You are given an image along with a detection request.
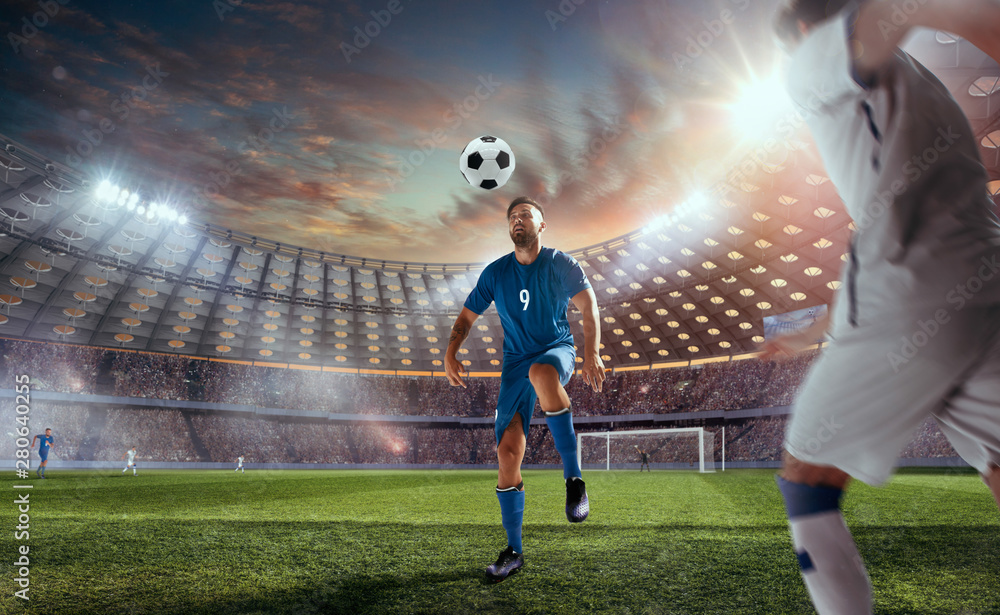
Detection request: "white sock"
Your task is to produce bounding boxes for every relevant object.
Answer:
[789,510,872,614]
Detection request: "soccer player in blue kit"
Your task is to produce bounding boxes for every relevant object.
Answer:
[446,196,606,582]
[30,427,54,479]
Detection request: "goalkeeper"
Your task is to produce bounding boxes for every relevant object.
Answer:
[635,446,650,472]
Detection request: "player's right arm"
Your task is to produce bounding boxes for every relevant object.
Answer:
[445,307,480,388]
[31,435,38,449]
[852,0,1000,81]
[759,311,831,361]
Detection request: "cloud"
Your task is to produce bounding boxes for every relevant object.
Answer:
[0,0,761,264]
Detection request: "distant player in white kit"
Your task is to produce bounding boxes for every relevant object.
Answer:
[121,446,138,475]
[235,455,245,473]
[763,1,1000,613]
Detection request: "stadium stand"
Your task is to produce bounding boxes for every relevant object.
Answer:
[0,340,962,467]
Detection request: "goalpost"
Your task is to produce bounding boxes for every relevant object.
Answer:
[577,427,721,473]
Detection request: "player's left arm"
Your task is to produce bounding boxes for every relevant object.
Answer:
[852,0,1000,81]
[571,287,605,392]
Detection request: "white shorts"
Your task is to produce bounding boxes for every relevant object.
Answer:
[786,304,1000,485]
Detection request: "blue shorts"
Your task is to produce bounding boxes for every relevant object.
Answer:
[38,448,49,462]
[494,345,576,446]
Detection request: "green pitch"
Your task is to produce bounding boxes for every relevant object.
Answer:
[2,468,997,614]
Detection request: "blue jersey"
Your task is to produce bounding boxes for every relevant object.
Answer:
[36,435,53,450]
[464,247,591,362]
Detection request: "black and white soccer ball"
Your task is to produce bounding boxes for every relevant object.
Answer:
[459,135,515,190]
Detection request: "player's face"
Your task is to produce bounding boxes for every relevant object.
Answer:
[45,429,52,435]
[508,204,545,247]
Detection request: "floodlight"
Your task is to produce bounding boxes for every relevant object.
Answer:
[731,75,793,141]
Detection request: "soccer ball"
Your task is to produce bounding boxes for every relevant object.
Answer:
[459,135,515,190]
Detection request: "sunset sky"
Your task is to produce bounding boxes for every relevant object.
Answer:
[0,0,784,263]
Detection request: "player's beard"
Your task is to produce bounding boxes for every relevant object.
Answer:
[510,226,538,248]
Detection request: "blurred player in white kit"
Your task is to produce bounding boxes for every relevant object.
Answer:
[763,1,1000,613]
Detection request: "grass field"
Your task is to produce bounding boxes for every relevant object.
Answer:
[2,468,998,614]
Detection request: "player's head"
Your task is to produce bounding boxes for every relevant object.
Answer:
[774,0,857,51]
[45,428,52,434]
[507,196,544,221]
[507,196,546,247]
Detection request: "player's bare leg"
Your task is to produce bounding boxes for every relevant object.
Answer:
[781,452,850,489]
[778,452,871,615]
[983,463,1000,509]
[497,414,526,489]
[529,363,588,522]
[528,363,570,413]
[488,414,526,582]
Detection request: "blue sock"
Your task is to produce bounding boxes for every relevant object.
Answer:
[496,484,525,553]
[776,476,842,519]
[545,409,581,479]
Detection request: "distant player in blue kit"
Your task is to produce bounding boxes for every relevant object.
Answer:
[30,427,54,479]
[446,196,606,582]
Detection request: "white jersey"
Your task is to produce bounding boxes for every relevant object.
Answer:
[787,11,1000,329]
[785,13,1000,485]
[237,456,244,466]
[126,449,137,462]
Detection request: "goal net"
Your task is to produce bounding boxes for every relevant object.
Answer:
[577,427,719,472]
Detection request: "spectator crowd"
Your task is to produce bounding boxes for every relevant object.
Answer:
[0,341,959,466]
